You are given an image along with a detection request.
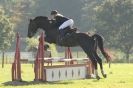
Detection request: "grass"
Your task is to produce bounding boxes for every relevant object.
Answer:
[0,63,133,88]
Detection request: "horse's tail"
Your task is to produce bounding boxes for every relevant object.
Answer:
[93,34,111,64]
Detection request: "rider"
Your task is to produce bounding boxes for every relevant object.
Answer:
[50,10,74,39]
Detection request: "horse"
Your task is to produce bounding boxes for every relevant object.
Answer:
[27,16,111,80]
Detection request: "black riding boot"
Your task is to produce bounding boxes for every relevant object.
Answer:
[59,30,65,40]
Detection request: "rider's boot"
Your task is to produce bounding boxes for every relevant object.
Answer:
[59,29,66,40]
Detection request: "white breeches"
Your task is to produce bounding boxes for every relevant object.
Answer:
[59,19,74,30]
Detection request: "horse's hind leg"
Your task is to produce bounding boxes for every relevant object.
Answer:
[94,52,107,78]
[87,51,101,80]
[79,38,101,80]
[80,46,100,79]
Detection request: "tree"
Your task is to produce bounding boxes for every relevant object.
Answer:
[0,8,15,67]
[26,37,58,57]
[0,9,15,51]
[95,0,133,62]
[81,0,104,31]
[26,37,39,51]
[0,0,37,34]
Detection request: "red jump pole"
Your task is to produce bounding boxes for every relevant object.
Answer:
[34,32,45,81]
[65,47,73,64]
[12,32,22,81]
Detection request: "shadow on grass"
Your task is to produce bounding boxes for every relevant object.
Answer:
[2,80,74,86]
[92,80,100,82]
[92,78,105,82]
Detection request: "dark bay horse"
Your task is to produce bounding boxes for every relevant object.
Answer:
[27,16,111,80]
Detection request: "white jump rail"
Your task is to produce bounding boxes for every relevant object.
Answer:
[43,58,93,82]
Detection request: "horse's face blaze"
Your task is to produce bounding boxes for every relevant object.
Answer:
[27,19,37,38]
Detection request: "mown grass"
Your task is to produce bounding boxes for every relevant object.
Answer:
[0,63,133,88]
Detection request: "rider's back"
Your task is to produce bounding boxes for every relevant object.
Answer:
[54,15,69,27]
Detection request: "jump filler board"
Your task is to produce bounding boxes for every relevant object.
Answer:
[44,64,87,82]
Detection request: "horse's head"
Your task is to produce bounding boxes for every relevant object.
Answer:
[27,16,49,38]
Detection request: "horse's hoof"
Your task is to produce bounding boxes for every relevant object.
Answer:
[90,74,96,79]
[103,74,107,78]
[96,75,100,80]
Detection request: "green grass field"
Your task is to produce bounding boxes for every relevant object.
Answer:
[0,63,133,88]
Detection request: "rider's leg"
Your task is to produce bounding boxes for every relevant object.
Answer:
[59,19,74,30]
[59,19,74,39]
[59,29,65,37]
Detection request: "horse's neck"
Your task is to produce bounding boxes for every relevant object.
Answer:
[36,19,58,41]
[49,19,59,29]
[43,27,58,38]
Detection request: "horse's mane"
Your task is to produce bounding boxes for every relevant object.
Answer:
[33,16,57,31]
[35,16,59,29]
[34,16,49,21]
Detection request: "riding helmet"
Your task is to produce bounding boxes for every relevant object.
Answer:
[51,10,58,15]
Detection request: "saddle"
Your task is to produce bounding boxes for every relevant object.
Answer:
[64,27,78,34]
[63,27,77,38]
[57,27,78,46]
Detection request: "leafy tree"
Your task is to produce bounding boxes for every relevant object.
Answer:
[0,8,15,67]
[81,0,104,31]
[0,0,37,35]
[0,8,15,51]
[26,37,39,51]
[95,0,133,62]
[26,37,58,57]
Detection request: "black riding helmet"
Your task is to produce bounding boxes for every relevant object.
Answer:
[51,10,58,15]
